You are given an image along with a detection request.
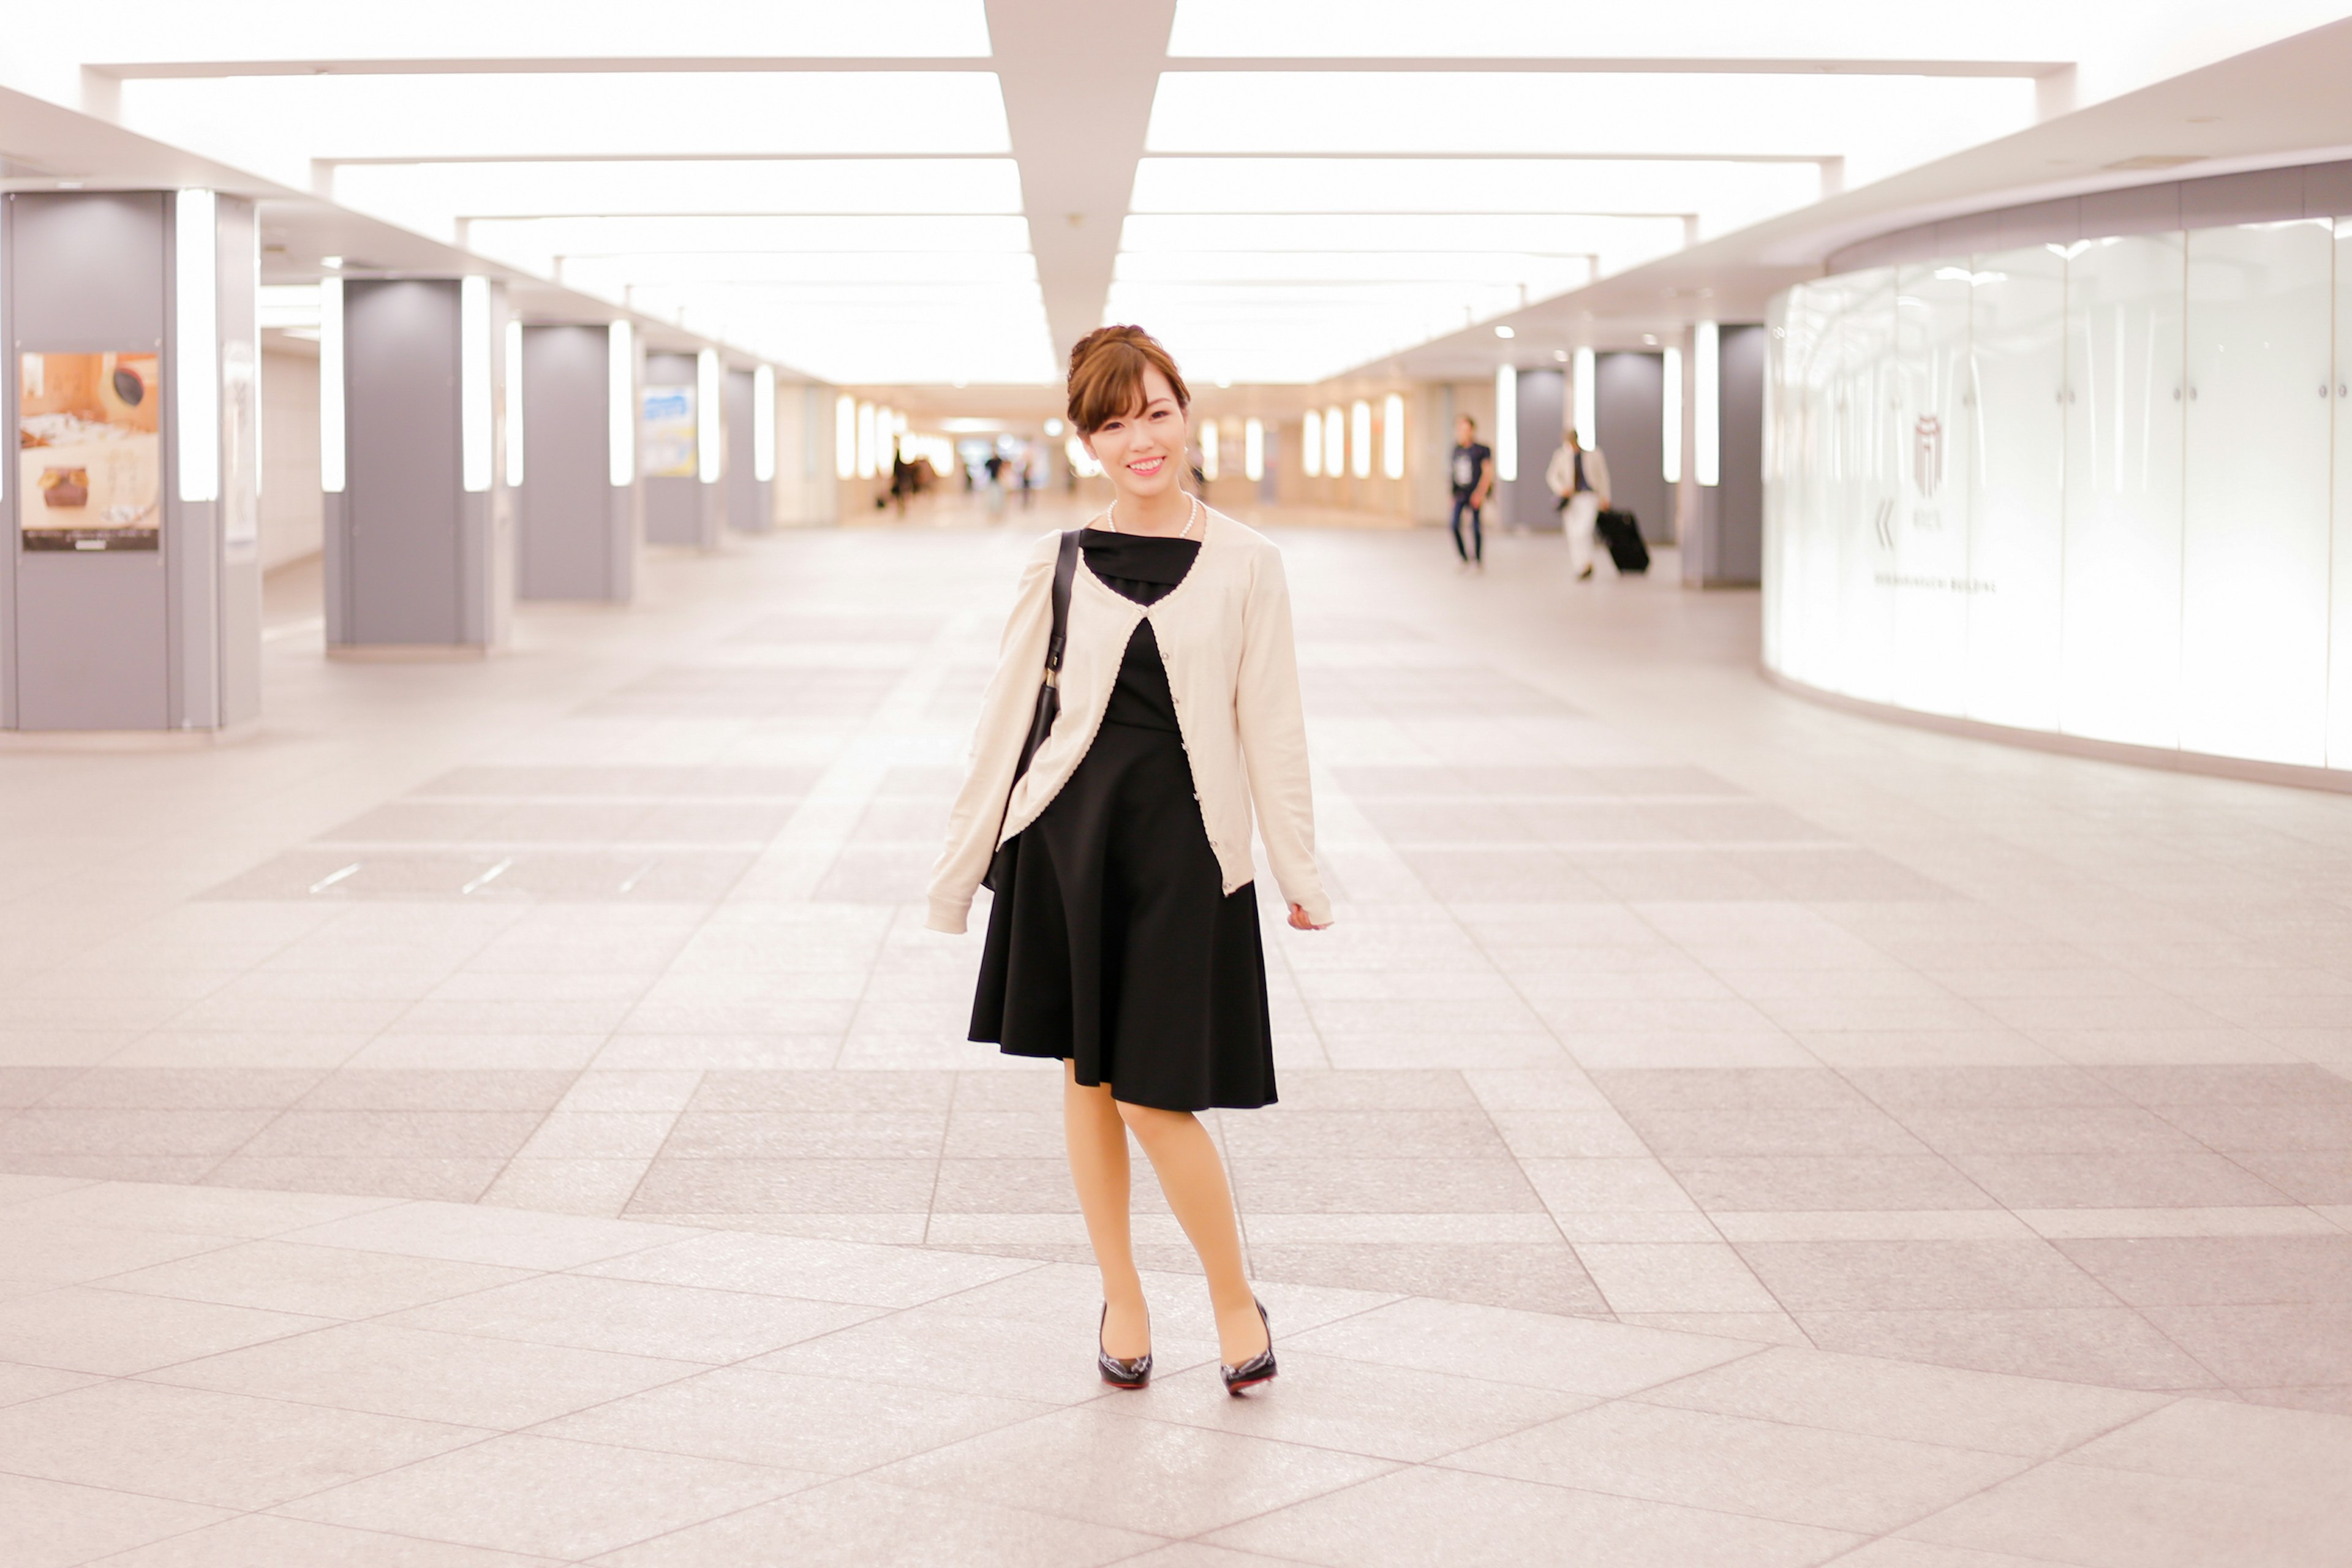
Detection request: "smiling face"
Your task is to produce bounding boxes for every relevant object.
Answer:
[1084,366,1188,504]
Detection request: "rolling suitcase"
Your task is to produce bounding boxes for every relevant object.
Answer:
[1596,509,1649,574]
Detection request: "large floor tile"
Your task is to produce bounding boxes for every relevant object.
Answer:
[870,1403,1393,1538]
[1204,1463,1860,1568]
[0,1379,486,1508]
[1439,1398,2028,1534]
[1635,1343,2166,1457]
[148,1321,704,1427]
[587,1475,1159,1567]
[279,1432,818,1559]
[0,1285,331,1375]
[1284,1295,1756,1396]
[87,1513,564,1565]
[537,1365,1052,1472]
[0,1471,232,1568]
[382,1272,884,1362]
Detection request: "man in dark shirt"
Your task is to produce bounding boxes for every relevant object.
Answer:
[1449,416,1494,569]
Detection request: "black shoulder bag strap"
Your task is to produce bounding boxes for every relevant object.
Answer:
[983,531,1079,887]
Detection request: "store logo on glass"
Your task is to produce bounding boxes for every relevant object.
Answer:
[1910,414,1944,530]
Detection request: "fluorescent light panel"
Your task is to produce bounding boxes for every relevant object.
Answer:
[174,189,219,504]
[1662,344,1683,484]
[696,350,722,484]
[74,1,991,61]
[1494,367,1517,482]
[1119,212,1686,253]
[334,159,1023,231]
[608,320,634,486]
[460,276,491,492]
[556,252,1039,287]
[320,277,345,491]
[1166,0,2165,59]
[1148,72,2032,178]
[505,317,524,487]
[122,73,1011,184]
[471,214,1034,258]
[1131,157,1822,222]
[1695,322,1720,486]
[753,366,776,483]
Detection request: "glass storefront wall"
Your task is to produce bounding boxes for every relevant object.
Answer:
[1766,216,2352,772]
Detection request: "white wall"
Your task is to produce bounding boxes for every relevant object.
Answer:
[1766,216,2352,774]
[260,345,322,570]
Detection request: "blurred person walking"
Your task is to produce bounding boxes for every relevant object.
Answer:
[1448,415,1493,569]
[1546,426,1611,580]
[929,325,1332,1397]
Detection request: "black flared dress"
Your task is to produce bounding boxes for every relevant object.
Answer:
[968,530,1276,1112]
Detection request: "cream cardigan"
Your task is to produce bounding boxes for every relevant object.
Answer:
[925,509,1331,935]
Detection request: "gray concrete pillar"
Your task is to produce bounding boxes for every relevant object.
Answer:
[1684,324,1765,587]
[724,366,771,535]
[1595,351,1669,544]
[517,323,640,603]
[322,276,516,652]
[1,189,260,731]
[642,350,721,549]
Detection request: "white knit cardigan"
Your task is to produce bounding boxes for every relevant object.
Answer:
[925,509,1332,935]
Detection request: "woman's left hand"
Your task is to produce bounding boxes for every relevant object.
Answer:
[1287,903,1329,931]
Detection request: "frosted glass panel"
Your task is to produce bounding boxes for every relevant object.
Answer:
[1833,269,1898,703]
[1774,278,1846,692]
[2060,234,2185,748]
[1888,263,1973,715]
[2334,224,2352,769]
[1965,246,2066,729]
[2182,221,2332,766]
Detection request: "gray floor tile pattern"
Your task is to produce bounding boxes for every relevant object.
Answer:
[0,514,2348,1561]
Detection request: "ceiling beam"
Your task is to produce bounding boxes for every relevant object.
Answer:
[984,0,1175,368]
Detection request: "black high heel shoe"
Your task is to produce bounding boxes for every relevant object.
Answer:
[1219,1297,1276,1396]
[1098,1303,1152,1390]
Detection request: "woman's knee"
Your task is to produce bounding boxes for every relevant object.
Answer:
[1113,1098,1191,1137]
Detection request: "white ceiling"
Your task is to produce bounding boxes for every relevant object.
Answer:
[5,0,2350,388]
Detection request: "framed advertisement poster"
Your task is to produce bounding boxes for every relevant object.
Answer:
[18,351,163,551]
[642,384,696,479]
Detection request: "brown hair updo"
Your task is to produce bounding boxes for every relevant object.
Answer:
[1066,325,1189,435]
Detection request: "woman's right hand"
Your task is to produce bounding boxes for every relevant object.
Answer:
[1287,903,1329,931]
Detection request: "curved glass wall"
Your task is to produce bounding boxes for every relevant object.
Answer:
[1765,217,2352,773]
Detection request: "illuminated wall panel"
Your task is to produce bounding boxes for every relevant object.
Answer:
[1963,246,2066,732]
[1766,211,2352,778]
[2180,221,2332,767]
[2060,235,2185,749]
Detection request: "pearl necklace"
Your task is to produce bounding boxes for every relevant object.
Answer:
[1105,492,1202,540]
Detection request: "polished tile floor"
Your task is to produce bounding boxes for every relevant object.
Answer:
[2,506,2350,1564]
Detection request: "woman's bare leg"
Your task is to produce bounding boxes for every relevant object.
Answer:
[1116,1100,1270,1365]
[1063,1060,1148,1358]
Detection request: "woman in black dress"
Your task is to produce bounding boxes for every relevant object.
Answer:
[927,326,1332,1394]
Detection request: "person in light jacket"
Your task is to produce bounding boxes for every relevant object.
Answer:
[927,325,1332,1398]
[1545,427,1611,579]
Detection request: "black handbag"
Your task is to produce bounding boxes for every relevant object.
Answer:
[982,530,1079,889]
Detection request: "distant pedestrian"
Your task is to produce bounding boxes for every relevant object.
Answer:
[1448,416,1492,570]
[1545,426,1611,580]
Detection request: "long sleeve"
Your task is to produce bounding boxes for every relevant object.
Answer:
[1587,448,1612,504]
[1544,444,1575,499]
[925,536,1058,934]
[1231,547,1332,926]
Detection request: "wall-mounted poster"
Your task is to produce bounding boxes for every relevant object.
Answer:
[19,352,162,552]
[642,384,696,479]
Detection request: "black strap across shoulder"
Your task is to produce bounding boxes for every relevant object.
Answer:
[985,532,1080,884]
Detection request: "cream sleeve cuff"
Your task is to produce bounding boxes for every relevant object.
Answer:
[925,897,971,936]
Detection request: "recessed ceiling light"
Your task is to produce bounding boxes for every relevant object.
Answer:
[56,179,85,190]
[1494,325,1515,339]
[322,255,344,269]
[1642,333,1658,345]
[1553,349,1568,361]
